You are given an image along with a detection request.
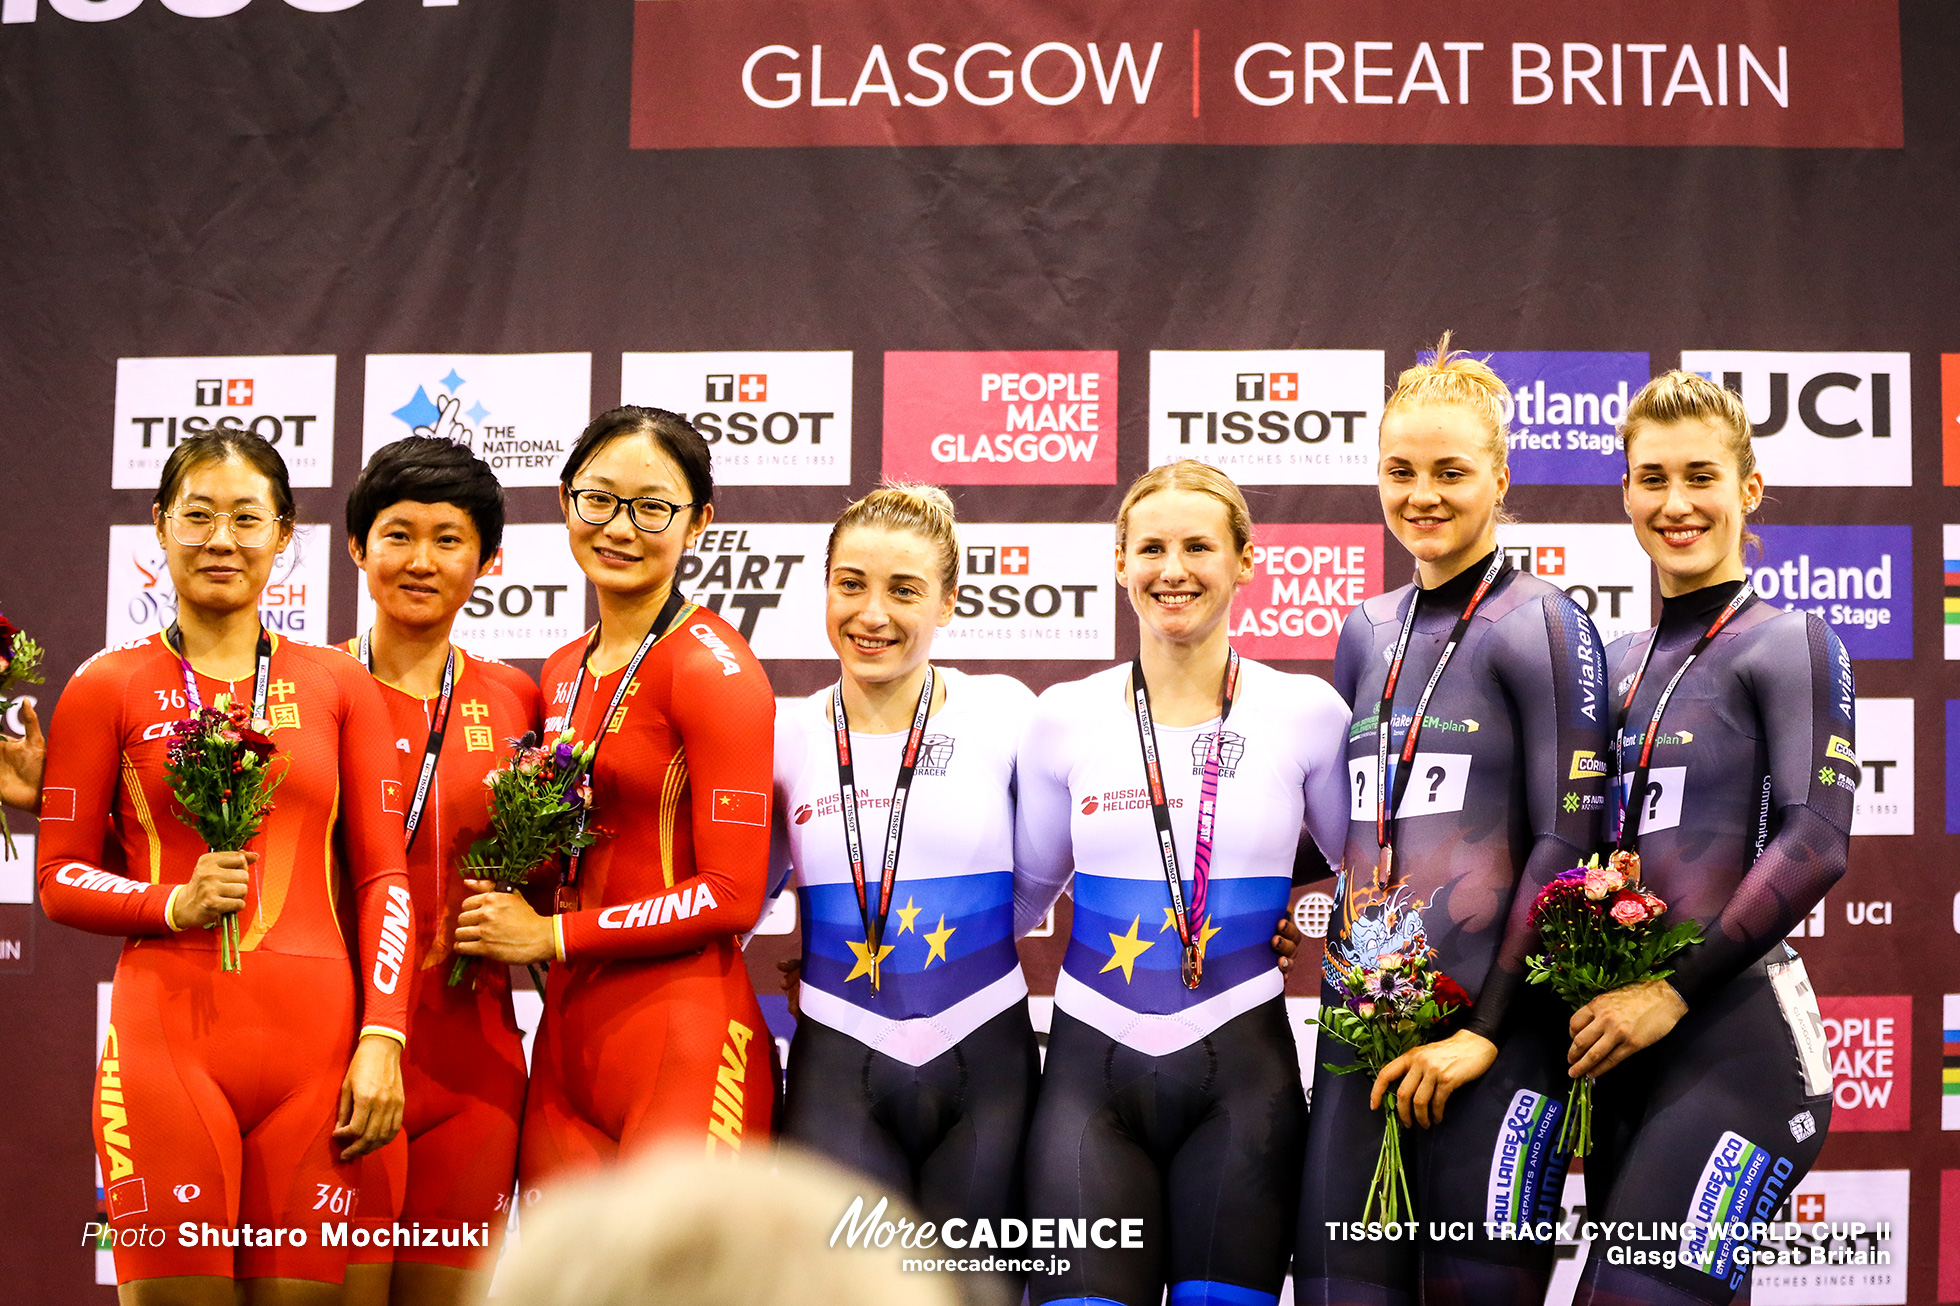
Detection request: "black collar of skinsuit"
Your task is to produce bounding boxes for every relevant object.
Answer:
[1659,577,1748,634]
[1415,549,1501,610]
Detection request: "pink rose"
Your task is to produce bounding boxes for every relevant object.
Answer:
[1583,866,1626,900]
[1608,889,1653,927]
[1378,952,1406,972]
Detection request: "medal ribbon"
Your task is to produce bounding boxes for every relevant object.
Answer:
[167,621,272,722]
[831,663,935,989]
[556,587,694,907]
[359,632,457,857]
[1612,582,1754,853]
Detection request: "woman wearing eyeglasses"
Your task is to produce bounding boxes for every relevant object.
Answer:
[37,430,411,1299]
[451,406,777,1182]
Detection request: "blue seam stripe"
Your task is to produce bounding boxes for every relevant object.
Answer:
[1168,1282,1280,1306]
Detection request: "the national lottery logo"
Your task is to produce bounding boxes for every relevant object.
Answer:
[1228,524,1383,660]
[1148,349,1384,486]
[936,524,1115,661]
[104,524,330,645]
[1680,350,1912,487]
[1750,525,1910,659]
[882,350,1117,485]
[361,354,591,489]
[622,351,852,486]
[1473,351,1649,486]
[112,355,337,489]
[1495,522,1654,647]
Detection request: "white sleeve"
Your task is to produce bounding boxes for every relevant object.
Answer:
[765,711,803,902]
[1012,687,1076,937]
[1297,680,1353,871]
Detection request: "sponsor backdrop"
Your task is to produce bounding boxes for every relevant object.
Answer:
[0,1,1953,1301]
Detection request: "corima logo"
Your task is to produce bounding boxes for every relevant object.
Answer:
[1849,698,1911,837]
[1818,996,1910,1131]
[113,355,336,489]
[106,523,328,644]
[1495,522,1654,647]
[882,350,1117,485]
[623,351,852,486]
[358,523,587,662]
[1228,524,1381,660]
[1148,349,1383,485]
[936,524,1115,661]
[361,354,592,489]
[1679,351,1912,487]
[1751,525,1910,659]
[1473,351,1649,486]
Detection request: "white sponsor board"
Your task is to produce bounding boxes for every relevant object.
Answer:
[1495,522,1655,647]
[0,832,32,905]
[113,355,337,489]
[1149,350,1383,485]
[105,524,331,647]
[1850,698,1910,836]
[936,523,1115,661]
[355,523,587,662]
[621,351,852,485]
[361,354,591,489]
[1751,1169,1908,1304]
[676,524,832,658]
[1679,351,1911,487]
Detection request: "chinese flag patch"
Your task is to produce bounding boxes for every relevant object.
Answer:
[711,789,766,826]
[381,780,405,816]
[107,1177,148,1220]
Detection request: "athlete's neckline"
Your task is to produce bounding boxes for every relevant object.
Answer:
[1659,578,1749,634]
[1415,548,1501,609]
[834,668,953,737]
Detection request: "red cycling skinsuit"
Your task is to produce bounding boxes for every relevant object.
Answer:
[37,634,411,1285]
[520,603,775,1189]
[345,646,540,1270]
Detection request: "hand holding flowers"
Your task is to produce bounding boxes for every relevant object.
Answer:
[0,609,46,855]
[161,694,286,971]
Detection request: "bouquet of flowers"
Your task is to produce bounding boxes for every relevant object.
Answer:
[162,694,284,971]
[1315,921,1471,1223]
[0,609,45,858]
[448,729,596,990]
[1525,851,1703,1155]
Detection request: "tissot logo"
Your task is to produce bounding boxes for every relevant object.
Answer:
[1495,522,1653,646]
[361,354,592,489]
[1679,351,1912,487]
[113,355,336,489]
[1149,350,1383,485]
[936,524,1114,661]
[623,351,852,486]
[882,351,1118,485]
[1850,698,1911,836]
[358,524,586,661]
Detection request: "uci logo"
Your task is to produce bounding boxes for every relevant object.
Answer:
[173,1184,200,1203]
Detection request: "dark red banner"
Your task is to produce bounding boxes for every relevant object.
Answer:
[630,0,1902,150]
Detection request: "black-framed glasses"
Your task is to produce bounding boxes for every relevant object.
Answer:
[567,488,694,534]
[165,508,285,549]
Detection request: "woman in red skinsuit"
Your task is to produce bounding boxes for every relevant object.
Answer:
[37,431,411,1305]
[338,437,541,1306]
[453,406,776,1182]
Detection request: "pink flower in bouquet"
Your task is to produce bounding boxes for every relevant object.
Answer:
[1608,889,1655,927]
[1378,952,1406,971]
[1584,865,1627,901]
[1355,1000,1376,1018]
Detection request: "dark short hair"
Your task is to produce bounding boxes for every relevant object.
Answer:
[560,406,714,516]
[346,437,506,566]
[154,430,296,522]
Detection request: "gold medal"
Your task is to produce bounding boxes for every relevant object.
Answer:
[1374,845,1394,890]
[1181,942,1203,990]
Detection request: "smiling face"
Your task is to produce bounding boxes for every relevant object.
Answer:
[1116,488,1254,647]
[560,432,710,600]
[1378,402,1509,584]
[1623,416,1764,597]
[826,524,955,692]
[153,454,292,620]
[349,501,490,635]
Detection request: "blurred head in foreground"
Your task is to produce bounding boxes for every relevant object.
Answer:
[495,1147,966,1306]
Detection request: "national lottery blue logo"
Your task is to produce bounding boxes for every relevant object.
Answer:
[1751,525,1911,660]
[1427,351,1649,485]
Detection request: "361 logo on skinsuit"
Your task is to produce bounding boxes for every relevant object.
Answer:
[361,354,592,489]
[1495,522,1653,647]
[1466,351,1649,486]
[1228,524,1382,660]
[1149,350,1383,485]
[106,524,331,646]
[1750,525,1910,660]
[883,351,1117,485]
[1818,996,1909,1131]
[112,356,336,489]
[1680,350,1912,487]
[934,524,1115,660]
[623,351,852,486]
[357,524,586,661]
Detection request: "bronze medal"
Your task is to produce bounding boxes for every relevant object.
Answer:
[1181,942,1203,990]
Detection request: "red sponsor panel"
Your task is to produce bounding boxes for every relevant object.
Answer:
[882,351,1118,485]
[1943,1170,1960,1301]
[1229,524,1383,660]
[1944,354,1960,486]
[631,0,1900,150]
[1819,994,1910,1131]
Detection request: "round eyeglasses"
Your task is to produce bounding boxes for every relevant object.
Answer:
[165,508,285,549]
[567,488,694,534]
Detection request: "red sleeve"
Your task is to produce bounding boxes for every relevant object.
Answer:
[37,652,176,936]
[330,653,415,1043]
[559,623,775,962]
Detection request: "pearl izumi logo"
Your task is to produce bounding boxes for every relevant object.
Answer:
[1495,522,1653,647]
[113,356,336,489]
[622,351,852,486]
[882,351,1117,485]
[935,524,1115,660]
[106,524,330,646]
[1680,351,1912,487]
[1475,351,1649,486]
[361,354,591,489]
[1751,525,1910,659]
[358,524,587,662]
[1149,350,1383,485]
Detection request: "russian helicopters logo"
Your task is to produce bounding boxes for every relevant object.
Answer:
[356,524,586,661]
[105,524,330,646]
[112,355,336,489]
[1149,350,1383,485]
[883,351,1117,485]
[623,351,852,486]
[362,354,591,489]
[1495,522,1653,647]
[935,524,1114,660]
[1473,351,1649,486]
[1680,350,1912,487]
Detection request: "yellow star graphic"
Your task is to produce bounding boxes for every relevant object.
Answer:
[1100,915,1155,984]
[844,937,895,985]
[923,914,956,967]
[894,896,923,936]
[1160,907,1178,934]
